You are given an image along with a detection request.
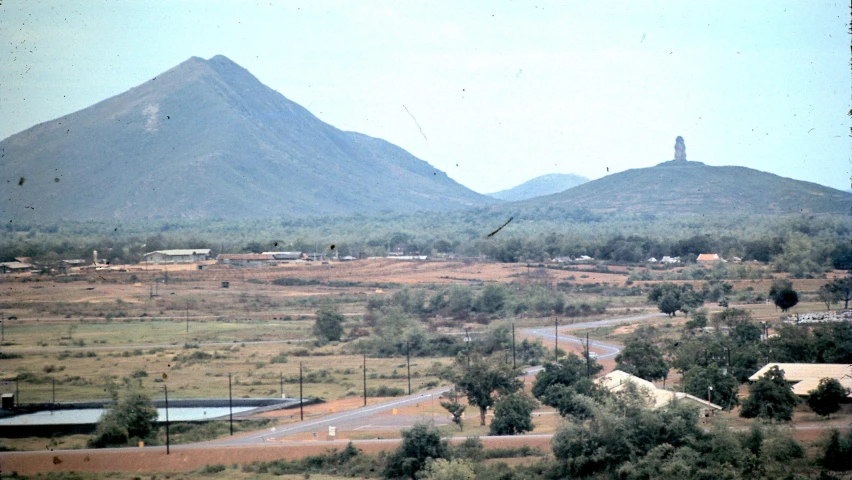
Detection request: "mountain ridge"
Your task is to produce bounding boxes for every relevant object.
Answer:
[488,173,589,201]
[514,160,850,215]
[1,55,494,222]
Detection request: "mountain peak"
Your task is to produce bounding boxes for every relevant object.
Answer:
[1,56,493,221]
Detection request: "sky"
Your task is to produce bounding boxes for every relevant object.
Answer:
[1,1,849,193]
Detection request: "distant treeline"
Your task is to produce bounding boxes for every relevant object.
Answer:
[2,211,849,275]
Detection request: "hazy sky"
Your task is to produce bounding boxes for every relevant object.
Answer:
[1,1,849,193]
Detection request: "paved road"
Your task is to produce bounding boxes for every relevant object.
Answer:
[215,312,666,445]
[524,313,666,359]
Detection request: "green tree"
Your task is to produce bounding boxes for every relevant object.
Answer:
[439,389,466,431]
[829,274,852,309]
[419,459,475,480]
[615,338,669,382]
[807,378,849,419]
[822,429,852,471]
[740,366,798,421]
[768,278,792,301]
[489,391,538,436]
[658,292,681,317]
[384,422,450,479]
[88,389,158,448]
[774,288,799,312]
[681,365,739,409]
[312,306,344,344]
[768,279,799,311]
[531,352,603,399]
[450,355,522,426]
[818,283,839,311]
[477,283,509,314]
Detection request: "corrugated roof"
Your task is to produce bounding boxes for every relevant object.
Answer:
[791,377,852,397]
[748,363,852,382]
[0,261,33,269]
[217,254,274,261]
[697,253,720,261]
[597,370,722,410]
[145,249,211,256]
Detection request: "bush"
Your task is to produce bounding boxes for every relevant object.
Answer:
[272,277,321,286]
[368,385,406,397]
[270,352,289,364]
[88,389,158,448]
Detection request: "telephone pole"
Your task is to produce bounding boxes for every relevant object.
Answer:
[299,362,304,421]
[228,373,233,436]
[406,342,412,395]
[554,317,559,359]
[164,384,170,454]
[512,323,516,368]
[362,355,367,406]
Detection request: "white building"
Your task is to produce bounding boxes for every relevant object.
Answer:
[143,249,211,264]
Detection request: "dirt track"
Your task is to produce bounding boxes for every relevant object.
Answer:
[0,435,553,476]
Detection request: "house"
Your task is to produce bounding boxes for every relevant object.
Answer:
[748,363,852,397]
[143,249,211,264]
[0,261,33,274]
[575,255,595,263]
[262,251,302,261]
[647,257,658,263]
[661,256,680,264]
[216,253,275,267]
[597,370,722,412]
[696,253,723,265]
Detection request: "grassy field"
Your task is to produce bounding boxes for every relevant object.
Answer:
[0,259,843,457]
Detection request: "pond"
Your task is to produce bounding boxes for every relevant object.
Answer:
[0,406,256,426]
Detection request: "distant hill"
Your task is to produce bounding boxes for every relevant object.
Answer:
[487,173,589,201]
[0,55,494,222]
[517,160,851,215]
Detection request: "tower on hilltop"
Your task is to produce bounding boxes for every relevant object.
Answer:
[674,136,686,161]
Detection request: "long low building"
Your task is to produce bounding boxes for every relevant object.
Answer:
[748,363,852,397]
[143,249,211,263]
[597,370,722,412]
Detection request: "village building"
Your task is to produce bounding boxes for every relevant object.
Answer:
[597,370,722,413]
[696,253,723,265]
[748,363,852,397]
[661,256,680,264]
[0,261,33,274]
[143,249,211,264]
[262,252,302,261]
[216,253,275,267]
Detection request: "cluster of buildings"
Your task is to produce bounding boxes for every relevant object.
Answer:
[749,363,852,398]
[140,249,361,267]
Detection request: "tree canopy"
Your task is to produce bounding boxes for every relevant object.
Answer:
[614,338,669,382]
[740,366,798,421]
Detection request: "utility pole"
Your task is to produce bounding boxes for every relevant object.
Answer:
[406,342,411,395]
[228,373,233,436]
[554,317,559,360]
[1,314,4,343]
[52,378,56,405]
[279,372,283,398]
[586,333,591,377]
[362,355,367,407]
[511,323,516,368]
[164,384,170,455]
[185,306,189,334]
[299,362,304,421]
[464,327,472,368]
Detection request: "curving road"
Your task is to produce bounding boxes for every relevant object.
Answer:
[524,312,666,359]
[215,312,665,445]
